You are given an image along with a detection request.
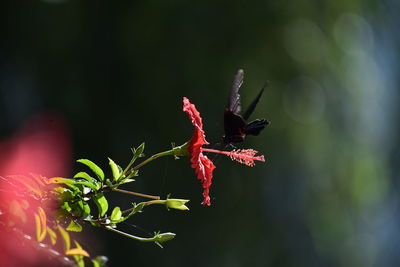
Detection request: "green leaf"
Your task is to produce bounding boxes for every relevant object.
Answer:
[92,260,100,267]
[92,256,108,267]
[70,241,86,267]
[119,178,135,185]
[77,159,105,181]
[73,171,93,182]
[34,214,41,241]
[113,202,145,223]
[49,177,77,185]
[105,179,113,187]
[110,207,122,221]
[72,253,84,267]
[57,225,71,251]
[68,200,90,219]
[58,188,76,202]
[126,170,139,179]
[66,220,83,232]
[117,165,124,174]
[66,247,89,257]
[92,193,108,217]
[108,158,121,182]
[37,207,47,241]
[74,181,98,192]
[121,143,146,177]
[61,202,72,212]
[81,201,91,216]
[134,143,145,158]
[69,201,84,217]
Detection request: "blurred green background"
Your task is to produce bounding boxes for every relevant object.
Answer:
[1,1,399,266]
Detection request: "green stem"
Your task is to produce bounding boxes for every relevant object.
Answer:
[112,188,160,200]
[121,200,162,214]
[105,226,155,242]
[90,199,165,224]
[132,150,174,171]
[129,142,189,172]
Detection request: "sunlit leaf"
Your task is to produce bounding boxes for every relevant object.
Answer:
[105,179,113,188]
[135,143,145,158]
[108,158,121,181]
[66,248,90,257]
[92,193,108,217]
[67,220,83,232]
[57,225,71,251]
[74,255,84,267]
[70,240,89,267]
[125,168,139,179]
[47,227,57,245]
[34,213,41,241]
[81,201,91,216]
[113,202,145,223]
[92,259,100,267]
[92,256,108,267]
[121,143,146,177]
[117,165,124,174]
[49,177,77,185]
[77,159,105,182]
[73,172,93,182]
[74,181,98,192]
[110,207,122,221]
[38,207,47,241]
[55,187,76,202]
[61,202,72,212]
[69,201,83,217]
[33,210,47,242]
[120,178,135,185]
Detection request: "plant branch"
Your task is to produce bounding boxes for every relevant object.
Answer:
[111,188,160,200]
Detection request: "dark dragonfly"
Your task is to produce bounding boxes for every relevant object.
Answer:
[223,69,269,144]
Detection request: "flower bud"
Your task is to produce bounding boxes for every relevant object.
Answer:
[155,232,176,243]
[166,199,190,210]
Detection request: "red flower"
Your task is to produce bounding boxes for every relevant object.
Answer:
[183,97,216,206]
[182,97,266,205]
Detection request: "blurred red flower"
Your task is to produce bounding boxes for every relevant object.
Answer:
[0,113,72,177]
[0,113,72,266]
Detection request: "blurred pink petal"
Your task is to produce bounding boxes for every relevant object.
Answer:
[0,113,72,266]
[0,113,72,177]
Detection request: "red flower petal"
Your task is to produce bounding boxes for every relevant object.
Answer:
[183,97,216,206]
[182,97,208,149]
[197,154,216,206]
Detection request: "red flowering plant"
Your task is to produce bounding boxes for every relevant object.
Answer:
[176,97,265,205]
[0,94,265,266]
[132,96,265,206]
